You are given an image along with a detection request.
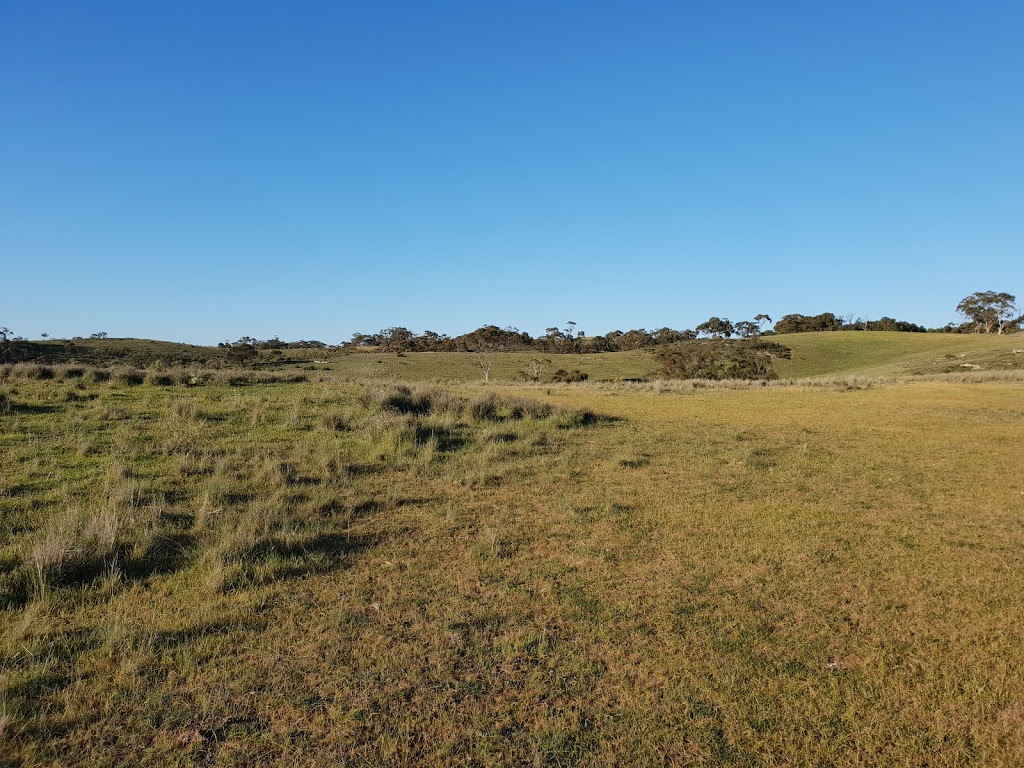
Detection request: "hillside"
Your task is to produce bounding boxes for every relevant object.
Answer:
[771,331,1024,379]
[12,332,1024,382]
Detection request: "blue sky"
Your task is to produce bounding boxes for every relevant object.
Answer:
[2,1,1022,344]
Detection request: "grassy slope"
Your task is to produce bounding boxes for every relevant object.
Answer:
[19,332,1024,381]
[316,350,656,383]
[772,331,1024,378]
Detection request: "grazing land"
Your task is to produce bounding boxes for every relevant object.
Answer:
[2,335,1024,766]
[21,330,1024,383]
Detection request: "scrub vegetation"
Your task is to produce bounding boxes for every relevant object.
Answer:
[1,333,1023,766]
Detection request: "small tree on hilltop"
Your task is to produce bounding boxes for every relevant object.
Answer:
[696,317,735,339]
[956,291,1018,335]
[734,320,760,338]
[226,337,259,366]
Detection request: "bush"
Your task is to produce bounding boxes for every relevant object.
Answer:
[113,368,145,386]
[145,371,176,386]
[655,339,791,380]
[22,364,55,380]
[550,369,588,383]
[469,392,500,421]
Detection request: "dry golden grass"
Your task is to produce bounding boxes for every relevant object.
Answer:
[1,373,1022,765]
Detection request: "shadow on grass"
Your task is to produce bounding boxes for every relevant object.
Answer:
[0,399,61,415]
[415,424,470,452]
[219,531,377,591]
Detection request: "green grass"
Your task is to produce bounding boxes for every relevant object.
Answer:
[2,368,1024,765]
[17,331,1024,384]
[302,349,656,382]
[772,331,1024,378]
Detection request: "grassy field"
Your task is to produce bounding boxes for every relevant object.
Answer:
[773,331,1024,379]
[19,331,1024,384]
[2,361,1023,766]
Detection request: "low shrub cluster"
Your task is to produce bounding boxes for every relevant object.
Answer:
[655,338,792,380]
[550,369,589,383]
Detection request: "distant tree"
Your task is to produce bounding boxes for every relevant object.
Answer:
[696,317,735,339]
[90,331,108,339]
[40,332,49,339]
[380,327,416,352]
[956,291,1018,335]
[463,326,511,383]
[734,320,760,338]
[652,327,687,345]
[1,327,31,363]
[420,330,447,350]
[523,357,551,382]
[773,313,843,334]
[226,337,259,366]
[614,329,655,350]
[474,346,495,383]
[0,327,12,362]
[856,317,927,333]
[754,313,772,329]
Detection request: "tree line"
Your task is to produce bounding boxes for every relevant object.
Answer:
[2,291,1019,365]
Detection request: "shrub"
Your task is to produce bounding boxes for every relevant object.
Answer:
[145,371,176,386]
[503,396,553,420]
[381,385,433,415]
[655,339,791,380]
[551,369,588,383]
[22,364,55,380]
[469,392,500,421]
[113,368,145,386]
[553,409,599,429]
[319,412,348,432]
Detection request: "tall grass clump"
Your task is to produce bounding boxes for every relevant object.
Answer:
[26,507,122,595]
[21,364,56,380]
[112,367,145,386]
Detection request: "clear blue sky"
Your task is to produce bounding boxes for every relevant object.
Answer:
[2,1,1022,344]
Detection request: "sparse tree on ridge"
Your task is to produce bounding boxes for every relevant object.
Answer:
[696,317,735,339]
[734,321,760,338]
[956,291,1018,335]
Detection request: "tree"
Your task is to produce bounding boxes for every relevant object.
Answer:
[0,327,12,362]
[0,327,31,363]
[464,326,509,383]
[523,357,551,382]
[225,337,259,366]
[695,317,735,339]
[734,321,760,338]
[773,313,843,334]
[956,291,1018,335]
[380,326,415,352]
